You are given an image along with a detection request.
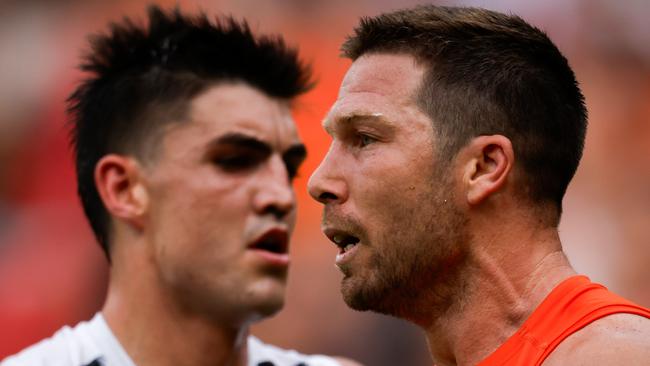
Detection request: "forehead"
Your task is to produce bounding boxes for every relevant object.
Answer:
[325,53,426,127]
[194,82,298,143]
[165,82,300,151]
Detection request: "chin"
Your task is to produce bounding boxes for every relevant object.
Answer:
[342,293,371,312]
[246,278,287,318]
[341,273,407,318]
[247,294,285,322]
[340,276,376,312]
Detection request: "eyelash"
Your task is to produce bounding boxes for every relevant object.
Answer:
[286,168,299,180]
[213,154,259,171]
[215,154,302,181]
[356,132,377,147]
[283,158,302,181]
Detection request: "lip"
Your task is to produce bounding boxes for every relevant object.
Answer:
[248,227,290,267]
[322,227,361,267]
[248,248,290,267]
[335,242,360,266]
[323,227,357,244]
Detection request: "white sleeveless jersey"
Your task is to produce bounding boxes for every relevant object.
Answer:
[1,314,341,366]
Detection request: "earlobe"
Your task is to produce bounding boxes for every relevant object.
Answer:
[464,135,514,205]
[95,155,148,229]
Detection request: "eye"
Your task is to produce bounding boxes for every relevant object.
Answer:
[283,150,307,182]
[213,153,262,172]
[357,133,377,147]
[284,162,300,181]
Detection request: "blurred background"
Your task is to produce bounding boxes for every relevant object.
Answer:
[0,0,648,365]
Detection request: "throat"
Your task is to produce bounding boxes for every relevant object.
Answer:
[423,248,576,366]
[103,292,250,366]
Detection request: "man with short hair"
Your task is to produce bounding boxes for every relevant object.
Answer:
[308,5,650,365]
[2,6,358,366]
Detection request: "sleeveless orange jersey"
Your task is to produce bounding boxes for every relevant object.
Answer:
[477,275,650,365]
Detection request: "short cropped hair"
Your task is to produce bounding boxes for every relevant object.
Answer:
[342,5,587,222]
[68,6,312,259]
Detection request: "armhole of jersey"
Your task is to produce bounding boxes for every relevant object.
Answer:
[537,304,650,365]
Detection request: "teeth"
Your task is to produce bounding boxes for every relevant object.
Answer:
[333,235,344,245]
[343,243,356,252]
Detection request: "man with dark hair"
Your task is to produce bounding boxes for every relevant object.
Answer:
[2,6,358,366]
[308,5,650,365]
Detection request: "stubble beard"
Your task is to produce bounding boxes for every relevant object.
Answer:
[341,174,469,327]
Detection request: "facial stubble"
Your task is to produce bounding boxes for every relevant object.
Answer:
[341,171,469,326]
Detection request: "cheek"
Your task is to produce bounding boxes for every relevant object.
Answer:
[356,162,440,248]
[149,175,254,256]
[286,205,297,229]
[355,162,430,216]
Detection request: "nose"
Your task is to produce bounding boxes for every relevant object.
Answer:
[307,145,348,205]
[254,155,295,219]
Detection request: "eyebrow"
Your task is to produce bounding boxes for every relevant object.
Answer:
[323,112,394,134]
[210,132,272,155]
[210,132,306,158]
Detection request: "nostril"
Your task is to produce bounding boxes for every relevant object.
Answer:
[318,192,338,203]
[264,204,291,220]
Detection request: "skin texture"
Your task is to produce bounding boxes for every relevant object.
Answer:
[140,83,300,324]
[542,313,650,366]
[309,53,468,322]
[96,82,306,366]
[308,53,650,366]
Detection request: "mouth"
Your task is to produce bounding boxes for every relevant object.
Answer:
[323,228,360,255]
[249,228,289,255]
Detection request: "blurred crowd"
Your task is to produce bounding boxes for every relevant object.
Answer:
[0,1,648,365]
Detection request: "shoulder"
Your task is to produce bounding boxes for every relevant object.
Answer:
[2,327,80,366]
[543,313,650,366]
[1,316,103,366]
[248,336,364,366]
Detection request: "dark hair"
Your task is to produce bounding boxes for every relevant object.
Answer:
[68,6,312,259]
[342,5,587,222]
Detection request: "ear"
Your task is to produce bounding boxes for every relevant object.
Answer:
[94,154,149,230]
[461,135,514,206]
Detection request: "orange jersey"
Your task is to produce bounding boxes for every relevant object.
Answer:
[478,275,650,365]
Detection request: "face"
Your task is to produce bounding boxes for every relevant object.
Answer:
[308,54,468,322]
[142,82,306,325]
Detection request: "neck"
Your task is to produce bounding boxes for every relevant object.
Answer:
[423,227,576,366]
[102,240,250,366]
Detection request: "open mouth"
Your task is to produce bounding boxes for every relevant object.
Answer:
[249,229,288,254]
[324,228,360,254]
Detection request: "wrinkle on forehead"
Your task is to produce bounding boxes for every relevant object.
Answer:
[325,55,426,128]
